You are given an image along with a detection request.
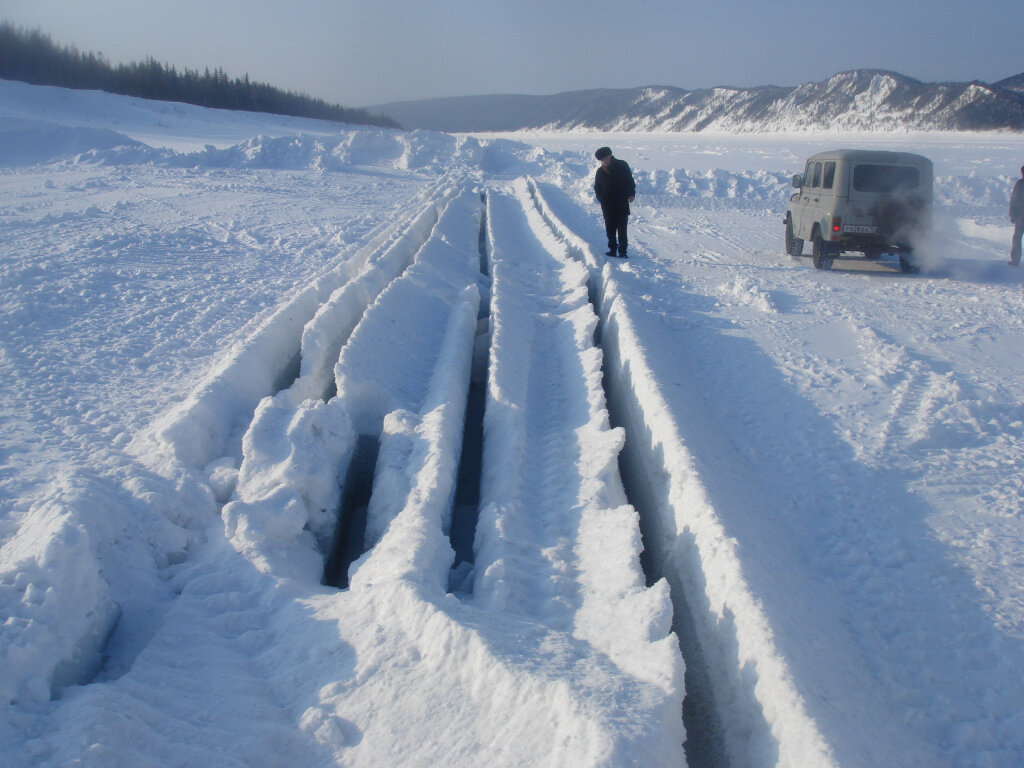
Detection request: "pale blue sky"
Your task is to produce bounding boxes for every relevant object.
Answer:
[2,0,1021,107]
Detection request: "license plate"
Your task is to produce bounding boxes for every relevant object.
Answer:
[843,224,876,234]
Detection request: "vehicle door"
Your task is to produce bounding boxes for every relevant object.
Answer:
[797,160,823,238]
[819,160,837,239]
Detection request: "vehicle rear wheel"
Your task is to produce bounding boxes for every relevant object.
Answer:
[812,233,834,270]
[899,251,919,273]
[785,219,803,257]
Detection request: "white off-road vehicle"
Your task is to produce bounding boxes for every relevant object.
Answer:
[784,149,933,272]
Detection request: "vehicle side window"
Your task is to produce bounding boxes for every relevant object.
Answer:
[803,161,814,188]
[852,164,920,193]
[822,162,836,189]
[810,162,822,188]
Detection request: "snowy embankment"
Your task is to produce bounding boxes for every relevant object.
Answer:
[3,81,1024,768]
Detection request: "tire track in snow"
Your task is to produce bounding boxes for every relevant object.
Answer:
[17,185,488,766]
[473,189,592,628]
[216,180,685,765]
[20,177,691,766]
[526,178,838,768]
[473,180,684,736]
[8,180,461,703]
[149,179,459,473]
[230,184,484,590]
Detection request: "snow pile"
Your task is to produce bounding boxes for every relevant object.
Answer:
[0,117,144,166]
[637,168,792,207]
[0,476,119,704]
[935,172,1020,210]
[0,467,198,709]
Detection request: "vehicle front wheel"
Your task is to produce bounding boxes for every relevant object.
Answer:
[812,234,834,270]
[899,251,919,273]
[785,219,803,257]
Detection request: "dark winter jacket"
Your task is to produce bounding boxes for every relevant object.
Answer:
[595,158,636,219]
[1011,178,1024,223]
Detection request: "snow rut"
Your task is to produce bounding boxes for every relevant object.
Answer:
[220,180,684,765]
[526,178,839,768]
[151,180,458,470]
[227,184,483,589]
[475,183,680,680]
[18,179,686,767]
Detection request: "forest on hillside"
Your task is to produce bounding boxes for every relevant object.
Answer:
[0,22,400,128]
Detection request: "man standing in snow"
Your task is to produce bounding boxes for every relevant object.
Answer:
[1010,165,1024,266]
[594,146,636,258]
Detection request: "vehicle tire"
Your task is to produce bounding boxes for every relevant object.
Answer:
[864,246,882,260]
[785,218,803,257]
[811,233,834,270]
[899,251,919,273]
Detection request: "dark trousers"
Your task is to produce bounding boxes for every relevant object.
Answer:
[604,213,628,255]
[1012,220,1023,265]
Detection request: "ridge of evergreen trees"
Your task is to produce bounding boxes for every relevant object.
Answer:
[0,21,400,129]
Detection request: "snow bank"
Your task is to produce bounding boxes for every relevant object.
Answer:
[0,468,197,706]
[0,117,143,166]
[172,131,575,179]
[638,167,793,207]
[1,76,568,180]
[0,113,573,183]
[0,78,348,152]
[0,481,118,704]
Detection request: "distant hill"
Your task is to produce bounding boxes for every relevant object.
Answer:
[369,70,1024,133]
[994,73,1024,94]
[0,21,398,129]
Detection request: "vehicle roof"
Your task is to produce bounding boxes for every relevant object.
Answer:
[804,149,933,167]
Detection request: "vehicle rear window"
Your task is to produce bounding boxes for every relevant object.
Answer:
[852,164,920,193]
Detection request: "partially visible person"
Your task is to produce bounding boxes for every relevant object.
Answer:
[1010,165,1024,266]
[594,146,636,258]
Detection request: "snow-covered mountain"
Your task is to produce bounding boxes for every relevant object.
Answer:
[371,69,1024,133]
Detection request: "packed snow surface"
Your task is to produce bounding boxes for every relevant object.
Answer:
[2,79,1024,767]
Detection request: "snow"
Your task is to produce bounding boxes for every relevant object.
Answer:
[2,79,1024,767]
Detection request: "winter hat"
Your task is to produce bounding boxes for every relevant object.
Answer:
[595,146,612,160]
